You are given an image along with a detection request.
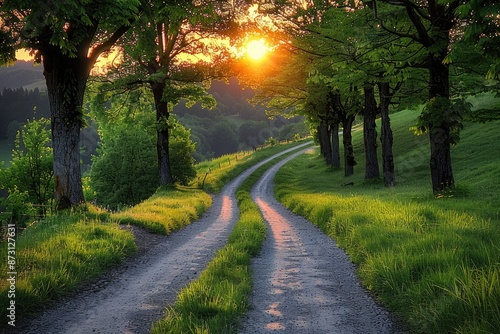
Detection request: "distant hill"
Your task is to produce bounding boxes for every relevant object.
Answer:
[0,62,307,162]
[0,61,46,91]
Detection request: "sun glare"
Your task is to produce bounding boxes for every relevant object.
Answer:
[246,39,268,60]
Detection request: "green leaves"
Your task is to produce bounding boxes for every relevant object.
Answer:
[411,97,469,145]
[1,0,141,58]
[0,118,54,218]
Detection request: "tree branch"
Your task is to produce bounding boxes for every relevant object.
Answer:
[88,24,131,66]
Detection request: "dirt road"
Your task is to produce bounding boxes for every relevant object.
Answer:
[239,149,401,333]
[17,143,311,334]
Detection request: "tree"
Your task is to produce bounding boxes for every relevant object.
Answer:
[100,0,232,187]
[90,112,196,207]
[363,83,380,179]
[455,0,500,80]
[0,0,142,209]
[371,0,463,193]
[0,118,53,215]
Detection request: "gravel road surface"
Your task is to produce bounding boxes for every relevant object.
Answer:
[16,143,311,334]
[239,149,402,334]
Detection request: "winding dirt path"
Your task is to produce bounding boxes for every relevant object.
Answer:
[240,149,402,334]
[17,143,311,334]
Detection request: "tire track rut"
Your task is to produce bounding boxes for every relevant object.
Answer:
[240,149,401,334]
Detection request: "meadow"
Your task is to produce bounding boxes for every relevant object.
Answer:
[274,105,500,333]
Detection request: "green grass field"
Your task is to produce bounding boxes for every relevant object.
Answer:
[274,106,500,333]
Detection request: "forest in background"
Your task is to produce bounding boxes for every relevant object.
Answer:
[0,62,308,166]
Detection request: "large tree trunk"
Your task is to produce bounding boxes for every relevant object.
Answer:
[342,115,356,176]
[43,49,86,210]
[378,82,395,186]
[331,120,341,169]
[318,120,333,165]
[429,125,454,191]
[363,84,380,179]
[152,83,174,187]
[428,53,454,193]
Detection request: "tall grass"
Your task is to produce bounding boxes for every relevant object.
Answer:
[274,107,500,333]
[111,187,212,235]
[151,161,269,334]
[0,205,136,326]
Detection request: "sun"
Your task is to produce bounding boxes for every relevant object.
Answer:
[246,38,269,60]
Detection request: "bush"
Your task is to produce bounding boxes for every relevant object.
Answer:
[0,118,53,221]
[90,115,197,207]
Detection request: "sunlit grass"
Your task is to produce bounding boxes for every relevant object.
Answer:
[111,187,212,235]
[0,205,136,325]
[194,139,312,193]
[151,160,269,334]
[274,106,500,333]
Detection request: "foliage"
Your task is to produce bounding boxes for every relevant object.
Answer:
[455,0,500,79]
[0,0,141,60]
[411,97,468,145]
[0,118,53,221]
[264,137,278,146]
[273,104,500,333]
[90,113,197,207]
[169,120,197,186]
[0,207,137,326]
[0,188,35,229]
[90,119,157,207]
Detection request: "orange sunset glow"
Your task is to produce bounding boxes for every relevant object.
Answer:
[245,38,269,60]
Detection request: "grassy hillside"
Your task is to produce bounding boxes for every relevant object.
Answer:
[274,105,500,333]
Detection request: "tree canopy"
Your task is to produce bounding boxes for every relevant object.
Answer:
[0,0,142,209]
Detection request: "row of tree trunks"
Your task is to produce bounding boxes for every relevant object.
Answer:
[331,120,341,169]
[317,118,343,170]
[318,120,333,165]
[323,86,395,184]
[342,115,356,176]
